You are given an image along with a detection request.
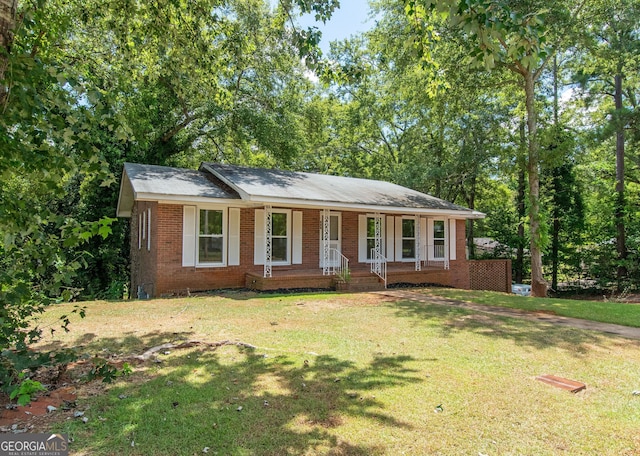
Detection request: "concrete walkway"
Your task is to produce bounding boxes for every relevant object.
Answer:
[378,289,640,340]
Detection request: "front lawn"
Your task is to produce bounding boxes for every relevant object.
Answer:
[31,291,640,455]
[424,288,640,327]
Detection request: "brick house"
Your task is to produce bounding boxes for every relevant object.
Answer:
[116,162,511,297]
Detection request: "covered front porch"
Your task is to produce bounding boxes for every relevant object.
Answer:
[245,262,454,292]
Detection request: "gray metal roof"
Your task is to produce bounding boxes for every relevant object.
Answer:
[201,162,471,212]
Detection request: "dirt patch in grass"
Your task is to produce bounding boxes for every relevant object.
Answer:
[298,293,389,310]
[0,365,111,433]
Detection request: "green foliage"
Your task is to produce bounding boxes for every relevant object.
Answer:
[0,0,119,392]
[9,373,46,406]
[87,358,132,384]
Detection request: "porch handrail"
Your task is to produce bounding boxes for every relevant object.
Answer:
[329,248,349,280]
[422,244,450,270]
[370,248,387,288]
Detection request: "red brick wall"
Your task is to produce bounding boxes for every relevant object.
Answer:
[154,205,253,295]
[301,209,320,268]
[449,219,471,289]
[341,211,359,266]
[134,205,479,296]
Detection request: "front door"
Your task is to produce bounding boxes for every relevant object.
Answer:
[320,212,341,268]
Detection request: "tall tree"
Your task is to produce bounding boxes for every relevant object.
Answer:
[0,0,340,393]
[404,0,580,296]
[574,0,640,289]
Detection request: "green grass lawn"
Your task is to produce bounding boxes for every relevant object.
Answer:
[33,291,640,455]
[423,288,640,327]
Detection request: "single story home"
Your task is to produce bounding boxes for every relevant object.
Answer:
[116,162,511,297]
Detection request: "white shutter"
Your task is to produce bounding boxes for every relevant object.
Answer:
[449,219,457,260]
[228,208,241,266]
[394,216,403,261]
[292,211,303,264]
[385,216,398,261]
[182,206,196,267]
[420,217,428,262]
[358,214,367,262]
[427,218,434,261]
[254,209,265,265]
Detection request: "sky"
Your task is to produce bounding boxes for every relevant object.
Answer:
[298,0,374,53]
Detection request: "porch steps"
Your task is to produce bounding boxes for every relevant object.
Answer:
[335,274,386,292]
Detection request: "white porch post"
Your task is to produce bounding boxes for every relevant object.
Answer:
[373,212,382,275]
[322,209,330,275]
[415,214,421,271]
[264,205,272,278]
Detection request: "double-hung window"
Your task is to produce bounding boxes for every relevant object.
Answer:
[365,216,384,260]
[270,211,290,263]
[401,218,416,260]
[199,209,225,265]
[433,220,445,259]
[366,217,376,260]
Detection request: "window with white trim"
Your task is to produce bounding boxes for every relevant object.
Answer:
[401,218,416,259]
[198,209,225,265]
[358,214,385,263]
[366,217,375,260]
[139,208,148,250]
[271,211,290,263]
[433,220,445,259]
[147,208,151,251]
[138,212,142,250]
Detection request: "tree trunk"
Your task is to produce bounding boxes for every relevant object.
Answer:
[524,70,547,297]
[466,174,477,258]
[551,213,559,291]
[515,120,526,284]
[0,0,17,102]
[614,74,627,291]
[550,56,559,292]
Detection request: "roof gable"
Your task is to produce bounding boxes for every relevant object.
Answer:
[116,163,240,217]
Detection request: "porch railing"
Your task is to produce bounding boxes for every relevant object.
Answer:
[370,248,387,288]
[422,244,450,270]
[329,248,349,280]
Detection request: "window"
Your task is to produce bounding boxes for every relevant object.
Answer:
[402,218,416,259]
[147,208,151,251]
[366,216,381,260]
[329,215,339,243]
[138,208,149,251]
[358,214,385,263]
[199,209,224,264]
[138,212,142,250]
[433,220,445,258]
[271,211,289,263]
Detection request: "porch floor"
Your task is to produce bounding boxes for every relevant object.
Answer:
[245,264,451,292]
